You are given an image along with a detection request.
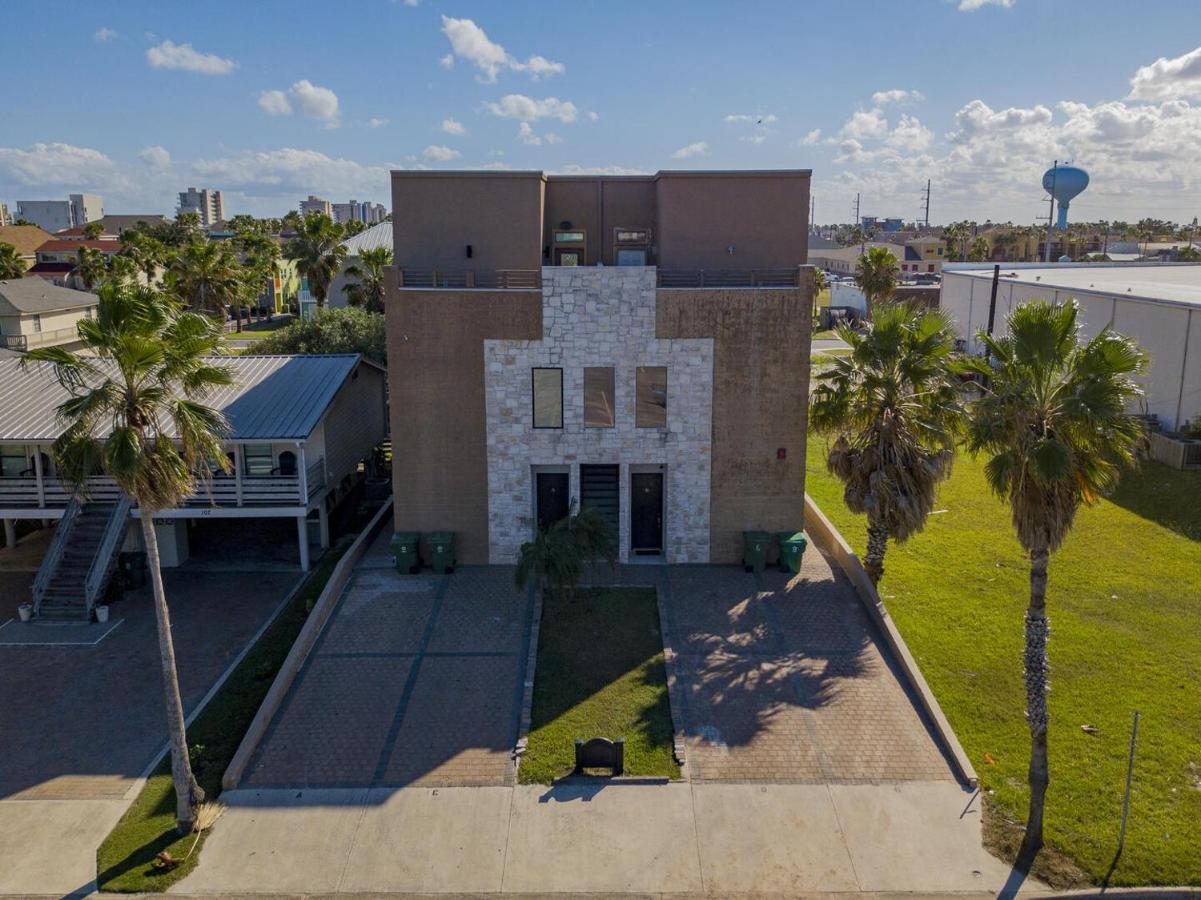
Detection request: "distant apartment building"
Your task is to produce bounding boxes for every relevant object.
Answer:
[387,169,814,566]
[862,215,904,233]
[15,194,104,233]
[331,200,388,226]
[299,195,333,218]
[177,187,225,227]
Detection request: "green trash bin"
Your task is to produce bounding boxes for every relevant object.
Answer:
[742,530,771,573]
[776,531,808,574]
[427,531,456,575]
[391,532,422,574]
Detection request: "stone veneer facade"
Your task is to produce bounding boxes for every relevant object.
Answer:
[484,267,713,564]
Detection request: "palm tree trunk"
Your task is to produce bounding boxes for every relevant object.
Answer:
[140,511,204,833]
[864,518,889,585]
[1022,545,1051,855]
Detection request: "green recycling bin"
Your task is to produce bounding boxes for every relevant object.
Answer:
[776,531,808,574]
[391,532,422,574]
[427,531,456,575]
[742,530,771,573]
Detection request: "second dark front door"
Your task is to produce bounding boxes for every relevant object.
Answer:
[630,472,663,555]
[536,472,570,531]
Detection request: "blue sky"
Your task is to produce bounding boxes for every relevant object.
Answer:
[3,0,1200,223]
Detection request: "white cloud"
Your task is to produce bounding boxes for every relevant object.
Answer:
[839,108,889,140]
[93,27,118,42]
[439,53,455,69]
[740,133,768,145]
[138,145,171,169]
[552,164,651,176]
[367,117,389,128]
[258,80,340,126]
[0,142,122,188]
[258,89,292,116]
[886,114,934,151]
[517,122,562,146]
[441,117,467,135]
[948,99,1053,140]
[587,111,599,122]
[871,88,924,107]
[956,0,1014,9]
[1128,45,1201,101]
[671,141,709,159]
[146,39,237,75]
[723,113,778,124]
[440,16,563,83]
[800,128,822,145]
[400,0,419,5]
[423,145,461,162]
[485,94,578,123]
[191,148,390,198]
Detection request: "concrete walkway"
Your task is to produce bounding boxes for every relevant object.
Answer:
[173,779,1012,895]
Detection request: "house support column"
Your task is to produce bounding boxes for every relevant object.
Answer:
[297,515,310,572]
[318,504,330,549]
[33,450,45,509]
[3,518,16,549]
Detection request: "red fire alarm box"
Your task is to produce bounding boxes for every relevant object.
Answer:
[777,448,787,460]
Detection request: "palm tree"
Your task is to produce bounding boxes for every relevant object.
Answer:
[344,246,393,314]
[515,503,617,601]
[966,300,1145,858]
[82,221,105,239]
[968,236,990,262]
[285,214,347,311]
[74,246,110,291]
[810,302,966,584]
[235,231,282,317]
[0,242,27,279]
[119,230,164,283]
[813,266,828,320]
[24,281,232,833]
[168,240,243,330]
[854,247,900,320]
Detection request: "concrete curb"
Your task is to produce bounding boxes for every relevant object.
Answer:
[654,569,689,770]
[512,583,541,769]
[803,492,979,789]
[221,498,394,790]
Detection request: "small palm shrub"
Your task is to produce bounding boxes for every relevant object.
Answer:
[515,503,617,599]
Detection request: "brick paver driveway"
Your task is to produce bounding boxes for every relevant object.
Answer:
[659,550,956,783]
[244,535,534,788]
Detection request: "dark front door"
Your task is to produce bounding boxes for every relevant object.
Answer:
[630,472,663,555]
[536,472,570,531]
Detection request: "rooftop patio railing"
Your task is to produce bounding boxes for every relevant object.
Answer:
[657,267,804,288]
[397,268,542,289]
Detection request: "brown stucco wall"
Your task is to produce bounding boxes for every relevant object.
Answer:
[656,269,815,563]
[391,172,544,272]
[656,171,810,271]
[385,273,543,563]
[542,177,656,266]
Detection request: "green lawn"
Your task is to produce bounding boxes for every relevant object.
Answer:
[519,587,679,784]
[805,437,1201,886]
[97,545,347,892]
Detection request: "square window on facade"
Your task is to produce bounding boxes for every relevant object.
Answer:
[636,366,667,428]
[584,367,615,428]
[532,368,563,428]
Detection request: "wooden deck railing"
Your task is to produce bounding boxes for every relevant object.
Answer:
[397,268,541,289]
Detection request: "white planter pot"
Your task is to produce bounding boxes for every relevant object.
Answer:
[18,603,32,623]
[95,605,110,624]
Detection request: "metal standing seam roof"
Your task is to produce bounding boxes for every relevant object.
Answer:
[0,353,365,443]
[340,220,393,256]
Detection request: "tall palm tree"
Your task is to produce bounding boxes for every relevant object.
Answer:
[966,300,1145,858]
[0,242,27,279]
[968,236,990,262]
[74,246,110,291]
[168,240,243,330]
[23,282,232,833]
[810,302,966,584]
[854,246,900,320]
[235,231,282,316]
[82,221,105,239]
[285,214,347,311]
[119,230,164,283]
[344,246,393,314]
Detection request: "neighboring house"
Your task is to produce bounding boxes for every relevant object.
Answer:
[178,187,225,226]
[28,238,120,287]
[55,214,170,238]
[811,237,943,278]
[810,241,896,275]
[942,262,1201,431]
[327,220,392,308]
[15,194,103,233]
[0,224,54,268]
[0,277,98,351]
[0,353,388,581]
[899,236,945,276]
[387,168,814,565]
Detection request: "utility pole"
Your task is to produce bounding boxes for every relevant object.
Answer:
[923,179,931,229]
[1044,160,1058,263]
[853,192,861,226]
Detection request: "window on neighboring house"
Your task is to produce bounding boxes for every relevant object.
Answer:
[31,314,42,333]
[937,247,944,255]
[584,367,615,427]
[928,264,935,272]
[243,444,274,476]
[0,446,27,477]
[636,366,668,428]
[532,368,563,428]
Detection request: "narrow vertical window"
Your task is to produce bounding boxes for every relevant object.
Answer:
[636,366,668,428]
[584,367,615,428]
[532,368,563,428]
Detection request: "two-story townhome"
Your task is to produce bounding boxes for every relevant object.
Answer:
[386,169,814,565]
[0,278,98,352]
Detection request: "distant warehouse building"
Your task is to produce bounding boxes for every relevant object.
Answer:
[941,263,1201,431]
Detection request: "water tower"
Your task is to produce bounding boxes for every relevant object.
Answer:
[1042,164,1089,229]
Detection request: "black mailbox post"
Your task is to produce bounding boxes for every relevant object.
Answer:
[573,737,624,775]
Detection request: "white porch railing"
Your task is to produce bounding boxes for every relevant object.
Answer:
[0,473,312,510]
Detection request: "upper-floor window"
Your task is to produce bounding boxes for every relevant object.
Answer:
[31,314,42,333]
[532,368,563,428]
[636,367,668,428]
[243,444,274,476]
[584,367,615,428]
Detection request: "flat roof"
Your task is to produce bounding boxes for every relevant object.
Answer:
[0,354,369,443]
[945,263,1201,308]
[389,168,812,180]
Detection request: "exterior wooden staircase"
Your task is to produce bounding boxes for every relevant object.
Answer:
[32,496,133,622]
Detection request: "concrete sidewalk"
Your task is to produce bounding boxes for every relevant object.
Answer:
[172,780,1015,895]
